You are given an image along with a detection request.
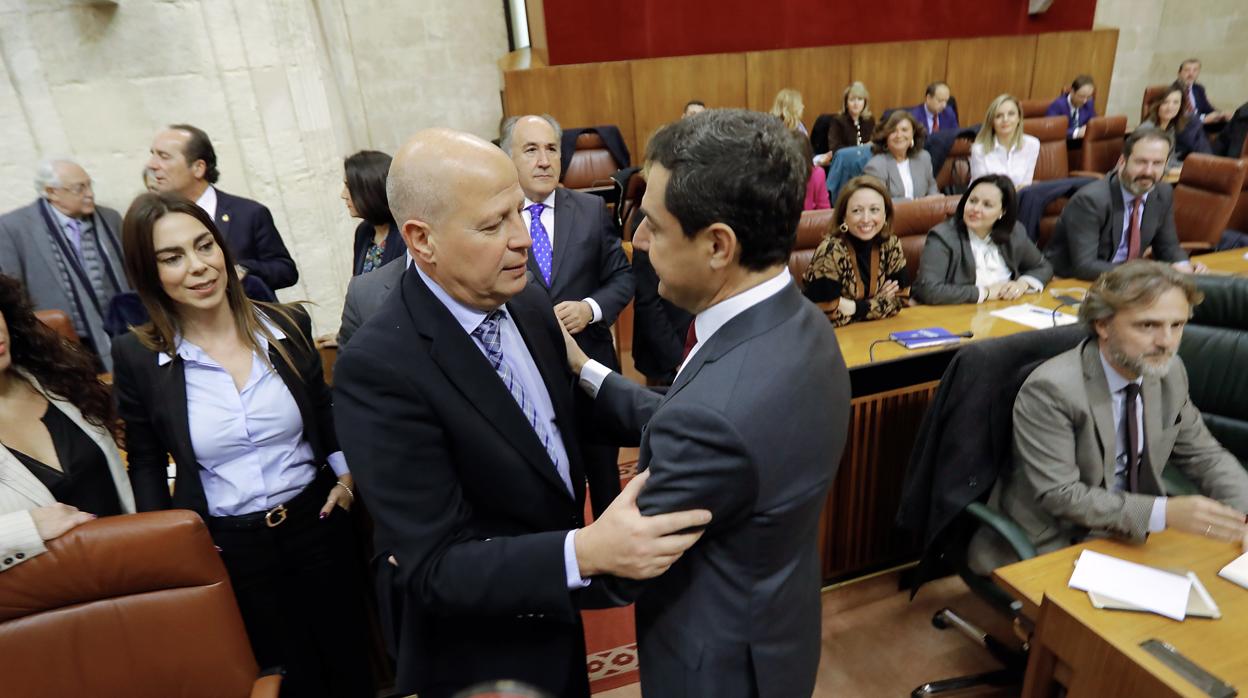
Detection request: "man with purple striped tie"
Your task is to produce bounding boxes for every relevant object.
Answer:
[501,114,634,518]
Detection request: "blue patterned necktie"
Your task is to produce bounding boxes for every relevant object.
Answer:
[472,311,562,471]
[64,218,83,260]
[528,202,552,285]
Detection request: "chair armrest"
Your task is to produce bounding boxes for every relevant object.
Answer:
[250,674,282,698]
[1068,170,1106,179]
[965,501,1037,560]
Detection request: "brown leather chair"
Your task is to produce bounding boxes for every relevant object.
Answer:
[0,510,280,698]
[1172,154,1248,253]
[1020,98,1052,119]
[893,196,960,282]
[935,137,973,193]
[562,132,623,190]
[33,308,80,343]
[789,209,835,287]
[1079,115,1128,175]
[1227,161,1248,234]
[1141,84,1170,122]
[1027,116,1077,182]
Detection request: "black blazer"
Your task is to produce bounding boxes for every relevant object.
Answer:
[913,219,1054,305]
[629,247,692,383]
[350,221,404,277]
[526,188,634,370]
[112,306,334,519]
[825,112,876,155]
[1046,173,1187,280]
[332,270,618,697]
[214,189,299,290]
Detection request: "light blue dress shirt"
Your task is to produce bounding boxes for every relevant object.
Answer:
[158,313,348,517]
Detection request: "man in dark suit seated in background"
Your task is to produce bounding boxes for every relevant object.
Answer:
[1045,127,1205,280]
[564,109,852,698]
[1177,58,1231,125]
[147,123,299,291]
[969,261,1248,573]
[501,113,635,517]
[908,81,959,135]
[333,127,709,698]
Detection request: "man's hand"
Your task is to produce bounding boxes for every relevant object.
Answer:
[574,470,712,579]
[555,300,593,335]
[1166,495,1248,543]
[1172,260,1208,275]
[30,503,95,541]
[556,316,591,375]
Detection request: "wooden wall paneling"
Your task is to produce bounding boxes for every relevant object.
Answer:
[503,61,638,160]
[820,381,936,581]
[946,35,1039,127]
[629,53,747,158]
[849,40,949,115]
[1029,29,1120,112]
[745,45,852,126]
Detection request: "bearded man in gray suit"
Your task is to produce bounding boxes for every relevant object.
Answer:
[970,260,1248,573]
[0,159,129,370]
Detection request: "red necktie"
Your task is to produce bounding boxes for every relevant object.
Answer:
[1127,197,1142,260]
[931,112,939,133]
[680,322,698,362]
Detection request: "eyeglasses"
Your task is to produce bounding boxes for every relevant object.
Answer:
[56,181,93,196]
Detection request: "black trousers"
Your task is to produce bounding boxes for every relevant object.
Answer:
[210,476,375,698]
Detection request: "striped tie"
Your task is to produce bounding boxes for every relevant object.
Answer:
[472,311,562,471]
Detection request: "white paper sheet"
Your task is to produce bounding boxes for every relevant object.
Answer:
[1218,550,1248,589]
[990,303,1079,330]
[1068,549,1193,621]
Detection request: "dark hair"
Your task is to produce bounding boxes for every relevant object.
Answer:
[644,109,808,271]
[120,192,303,370]
[833,176,894,238]
[955,174,1019,246]
[925,82,949,98]
[1143,85,1192,136]
[684,100,705,111]
[344,150,394,227]
[168,123,220,184]
[1123,125,1175,161]
[871,111,925,157]
[0,274,117,439]
[1071,75,1095,91]
[1179,58,1200,71]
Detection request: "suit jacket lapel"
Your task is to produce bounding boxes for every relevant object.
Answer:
[214,192,235,249]
[1142,375,1167,493]
[1080,340,1119,487]
[1108,176,1125,255]
[0,446,55,507]
[957,232,977,282]
[550,189,576,292]
[406,273,570,499]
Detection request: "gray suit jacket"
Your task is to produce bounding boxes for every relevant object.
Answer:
[912,219,1053,305]
[528,188,633,369]
[863,150,941,200]
[594,280,850,698]
[1045,173,1188,280]
[969,339,1248,573]
[0,199,127,370]
[337,255,406,350]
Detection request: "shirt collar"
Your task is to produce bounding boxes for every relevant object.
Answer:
[1097,345,1143,394]
[195,185,218,220]
[691,268,792,353]
[523,190,557,212]
[413,262,494,336]
[157,308,286,366]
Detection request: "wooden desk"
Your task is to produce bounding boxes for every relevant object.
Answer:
[994,531,1248,697]
[1200,247,1248,275]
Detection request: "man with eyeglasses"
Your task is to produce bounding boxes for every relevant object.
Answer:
[0,158,129,371]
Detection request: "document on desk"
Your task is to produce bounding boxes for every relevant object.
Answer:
[1068,550,1193,621]
[990,303,1078,329]
[1218,550,1248,589]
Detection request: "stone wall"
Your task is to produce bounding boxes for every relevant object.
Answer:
[0,0,508,333]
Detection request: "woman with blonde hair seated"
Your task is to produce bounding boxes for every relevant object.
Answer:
[969,93,1040,189]
[802,176,908,325]
[772,88,808,135]
[863,111,940,200]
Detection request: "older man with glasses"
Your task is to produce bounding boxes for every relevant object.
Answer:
[0,158,129,371]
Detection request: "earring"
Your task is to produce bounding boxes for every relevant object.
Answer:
[839,222,849,233]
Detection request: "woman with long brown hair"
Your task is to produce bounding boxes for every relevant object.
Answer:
[0,273,134,572]
[110,192,373,697]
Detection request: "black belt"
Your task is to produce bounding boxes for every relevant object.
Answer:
[207,471,332,532]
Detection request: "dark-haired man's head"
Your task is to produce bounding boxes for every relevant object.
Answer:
[1117,127,1173,195]
[924,82,950,115]
[147,124,219,201]
[682,100,706,118]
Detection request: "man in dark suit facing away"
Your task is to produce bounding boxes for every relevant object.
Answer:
[564,110,852,698]
[147,123,299,291]
[501,114,634,516]
[332,128,710,698]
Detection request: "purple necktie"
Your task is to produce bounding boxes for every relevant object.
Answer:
[528,202,552,285]
[64,218,83,259]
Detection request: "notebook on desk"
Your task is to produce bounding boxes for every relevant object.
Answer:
[889,327,963,349]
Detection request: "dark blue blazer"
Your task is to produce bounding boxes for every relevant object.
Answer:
[908,103,959,134]
[351,221,403,276]
[214,189,299,290]
[1045,94,1097,137]
[1189,82,1216,117]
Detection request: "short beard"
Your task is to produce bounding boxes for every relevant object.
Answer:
[1108,344,1174,379]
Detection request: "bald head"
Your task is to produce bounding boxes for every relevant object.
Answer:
[387,128,513,227]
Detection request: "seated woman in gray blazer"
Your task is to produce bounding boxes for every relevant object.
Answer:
[863,111,941,200]
[0,274,134,573]
[912,174,1053,305]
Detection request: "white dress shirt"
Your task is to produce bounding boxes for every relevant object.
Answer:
[896,158,915,200]
[969,135,1041,189]
[968,232,1044,303]
[521,190,603,323]
[1098,350,1167,531]
[194,185,218,221]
